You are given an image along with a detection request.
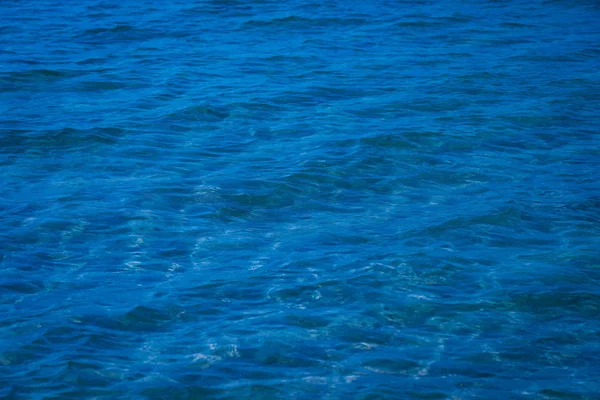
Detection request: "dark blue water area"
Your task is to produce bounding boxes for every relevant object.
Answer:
[1,0,600,398]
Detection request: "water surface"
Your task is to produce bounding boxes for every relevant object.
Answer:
[1,0,599,398]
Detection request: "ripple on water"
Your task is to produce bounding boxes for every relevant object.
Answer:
[1,0,600,398]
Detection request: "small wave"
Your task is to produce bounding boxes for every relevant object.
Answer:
[1,69,75,83]
[242,15,311,28]
[164,104,230,123]
[83,25,134,35]
[15,127,127,153]
[77,24,158,43]
[0,280,45,294]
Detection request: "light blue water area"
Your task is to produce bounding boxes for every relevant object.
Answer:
[1,0,599,398]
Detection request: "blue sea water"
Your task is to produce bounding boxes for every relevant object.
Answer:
[1,0,600,398]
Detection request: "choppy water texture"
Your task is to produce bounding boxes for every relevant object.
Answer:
[1,0,600,398]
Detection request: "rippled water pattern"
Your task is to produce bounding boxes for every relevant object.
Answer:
[2,0,600,398]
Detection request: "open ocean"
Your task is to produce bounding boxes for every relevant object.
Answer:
[1,0,599,398]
